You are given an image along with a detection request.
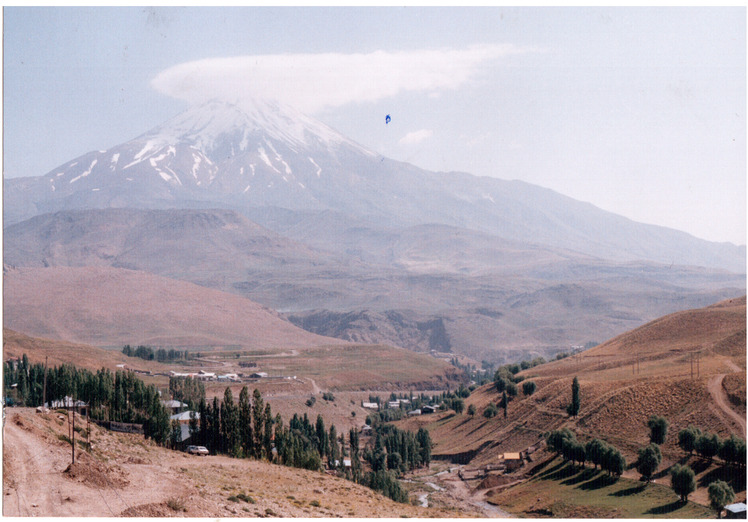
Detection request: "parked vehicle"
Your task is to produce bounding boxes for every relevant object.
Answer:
[186,445,209,455]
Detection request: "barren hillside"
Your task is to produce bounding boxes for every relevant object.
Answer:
[3,265,346,350]
[400,297,746,469]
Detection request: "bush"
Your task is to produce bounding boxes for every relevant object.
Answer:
[483,403,498,418]
[167,497,186,512]
[522,381,536,396]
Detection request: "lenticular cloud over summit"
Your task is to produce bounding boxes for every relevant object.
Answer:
[150,44,524,114]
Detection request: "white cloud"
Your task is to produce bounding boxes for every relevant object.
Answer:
[399,129,434,146]
[150,44,526,113]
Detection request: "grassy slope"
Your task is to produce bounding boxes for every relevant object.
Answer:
[487,455,714,518]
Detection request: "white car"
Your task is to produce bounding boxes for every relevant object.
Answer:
[186,445,209,455]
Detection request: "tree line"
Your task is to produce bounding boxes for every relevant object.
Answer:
[183,381,430,504]
[547,414,745,517]
[4,355,171,444]
[122,344,190,363]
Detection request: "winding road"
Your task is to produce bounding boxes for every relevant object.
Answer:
[706,359,745,437]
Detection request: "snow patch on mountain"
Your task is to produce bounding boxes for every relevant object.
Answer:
[309,157,322,177]
[70,159,97,184]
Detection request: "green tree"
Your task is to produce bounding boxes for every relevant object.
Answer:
[696,432,721,461]
[647,415,668,445]
[416,427,432,466]
[221,387,240,456]
[585,438,608,470]
[708,480,735,518]
[546,428,576,454]
[170,419,182,449]
[483,403,498,418]
[238,386,253,458]
[678,425,701,455]
[718,434,746,467]
[263,403,273,460]
[601,447,626,477]
[252,389,265,458]
[566,376,580,418]
[637,444,662,483]
[501,391,508,418]
[467,404,476,417]
[670,464,696,502]
[452,398,465,414]
[522,380,536,396]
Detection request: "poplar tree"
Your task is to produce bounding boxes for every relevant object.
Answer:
[566,376,580,418]
[252,389,265,458]
[238,386,253,458]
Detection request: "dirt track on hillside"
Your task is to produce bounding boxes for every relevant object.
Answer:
[707,359,746,437]
[2,411,184,517]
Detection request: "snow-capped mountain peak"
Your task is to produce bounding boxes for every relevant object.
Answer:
[141,98,374,160]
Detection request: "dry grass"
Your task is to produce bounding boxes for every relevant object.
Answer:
[401,296,746,507]
[3,407,477,518]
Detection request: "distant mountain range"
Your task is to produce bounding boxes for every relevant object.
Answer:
[4,100,745,362]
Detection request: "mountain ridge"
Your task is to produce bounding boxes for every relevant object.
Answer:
[4,100,744,272]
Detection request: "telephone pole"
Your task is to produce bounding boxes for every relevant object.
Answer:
[71,406,76,465]
[42,356,48,410]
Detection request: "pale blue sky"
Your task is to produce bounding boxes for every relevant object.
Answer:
[3,7,745,245]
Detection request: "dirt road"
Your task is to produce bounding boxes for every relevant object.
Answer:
[707,368,746,437]
[3,410,187,517]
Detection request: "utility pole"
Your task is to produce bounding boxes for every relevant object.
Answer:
[71,407,76,465]
[42,356,48,410]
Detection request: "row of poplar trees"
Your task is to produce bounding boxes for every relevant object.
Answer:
[4,355,172,444]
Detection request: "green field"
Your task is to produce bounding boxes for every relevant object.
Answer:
[488,457,714,518]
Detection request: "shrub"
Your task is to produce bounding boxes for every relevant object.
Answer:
[522,381,536,396]
[483,403,498,418]
[167,497,186,512]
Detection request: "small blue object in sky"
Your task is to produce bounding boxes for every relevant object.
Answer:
[385,114,391,125]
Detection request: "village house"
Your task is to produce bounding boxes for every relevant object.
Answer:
[161,400,187,414]
[170,410,199,443]
[726,503,747,519]
[502,452,523,472]
[45,396,88,416]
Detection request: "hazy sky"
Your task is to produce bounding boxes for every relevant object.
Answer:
[3,7,746,245]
